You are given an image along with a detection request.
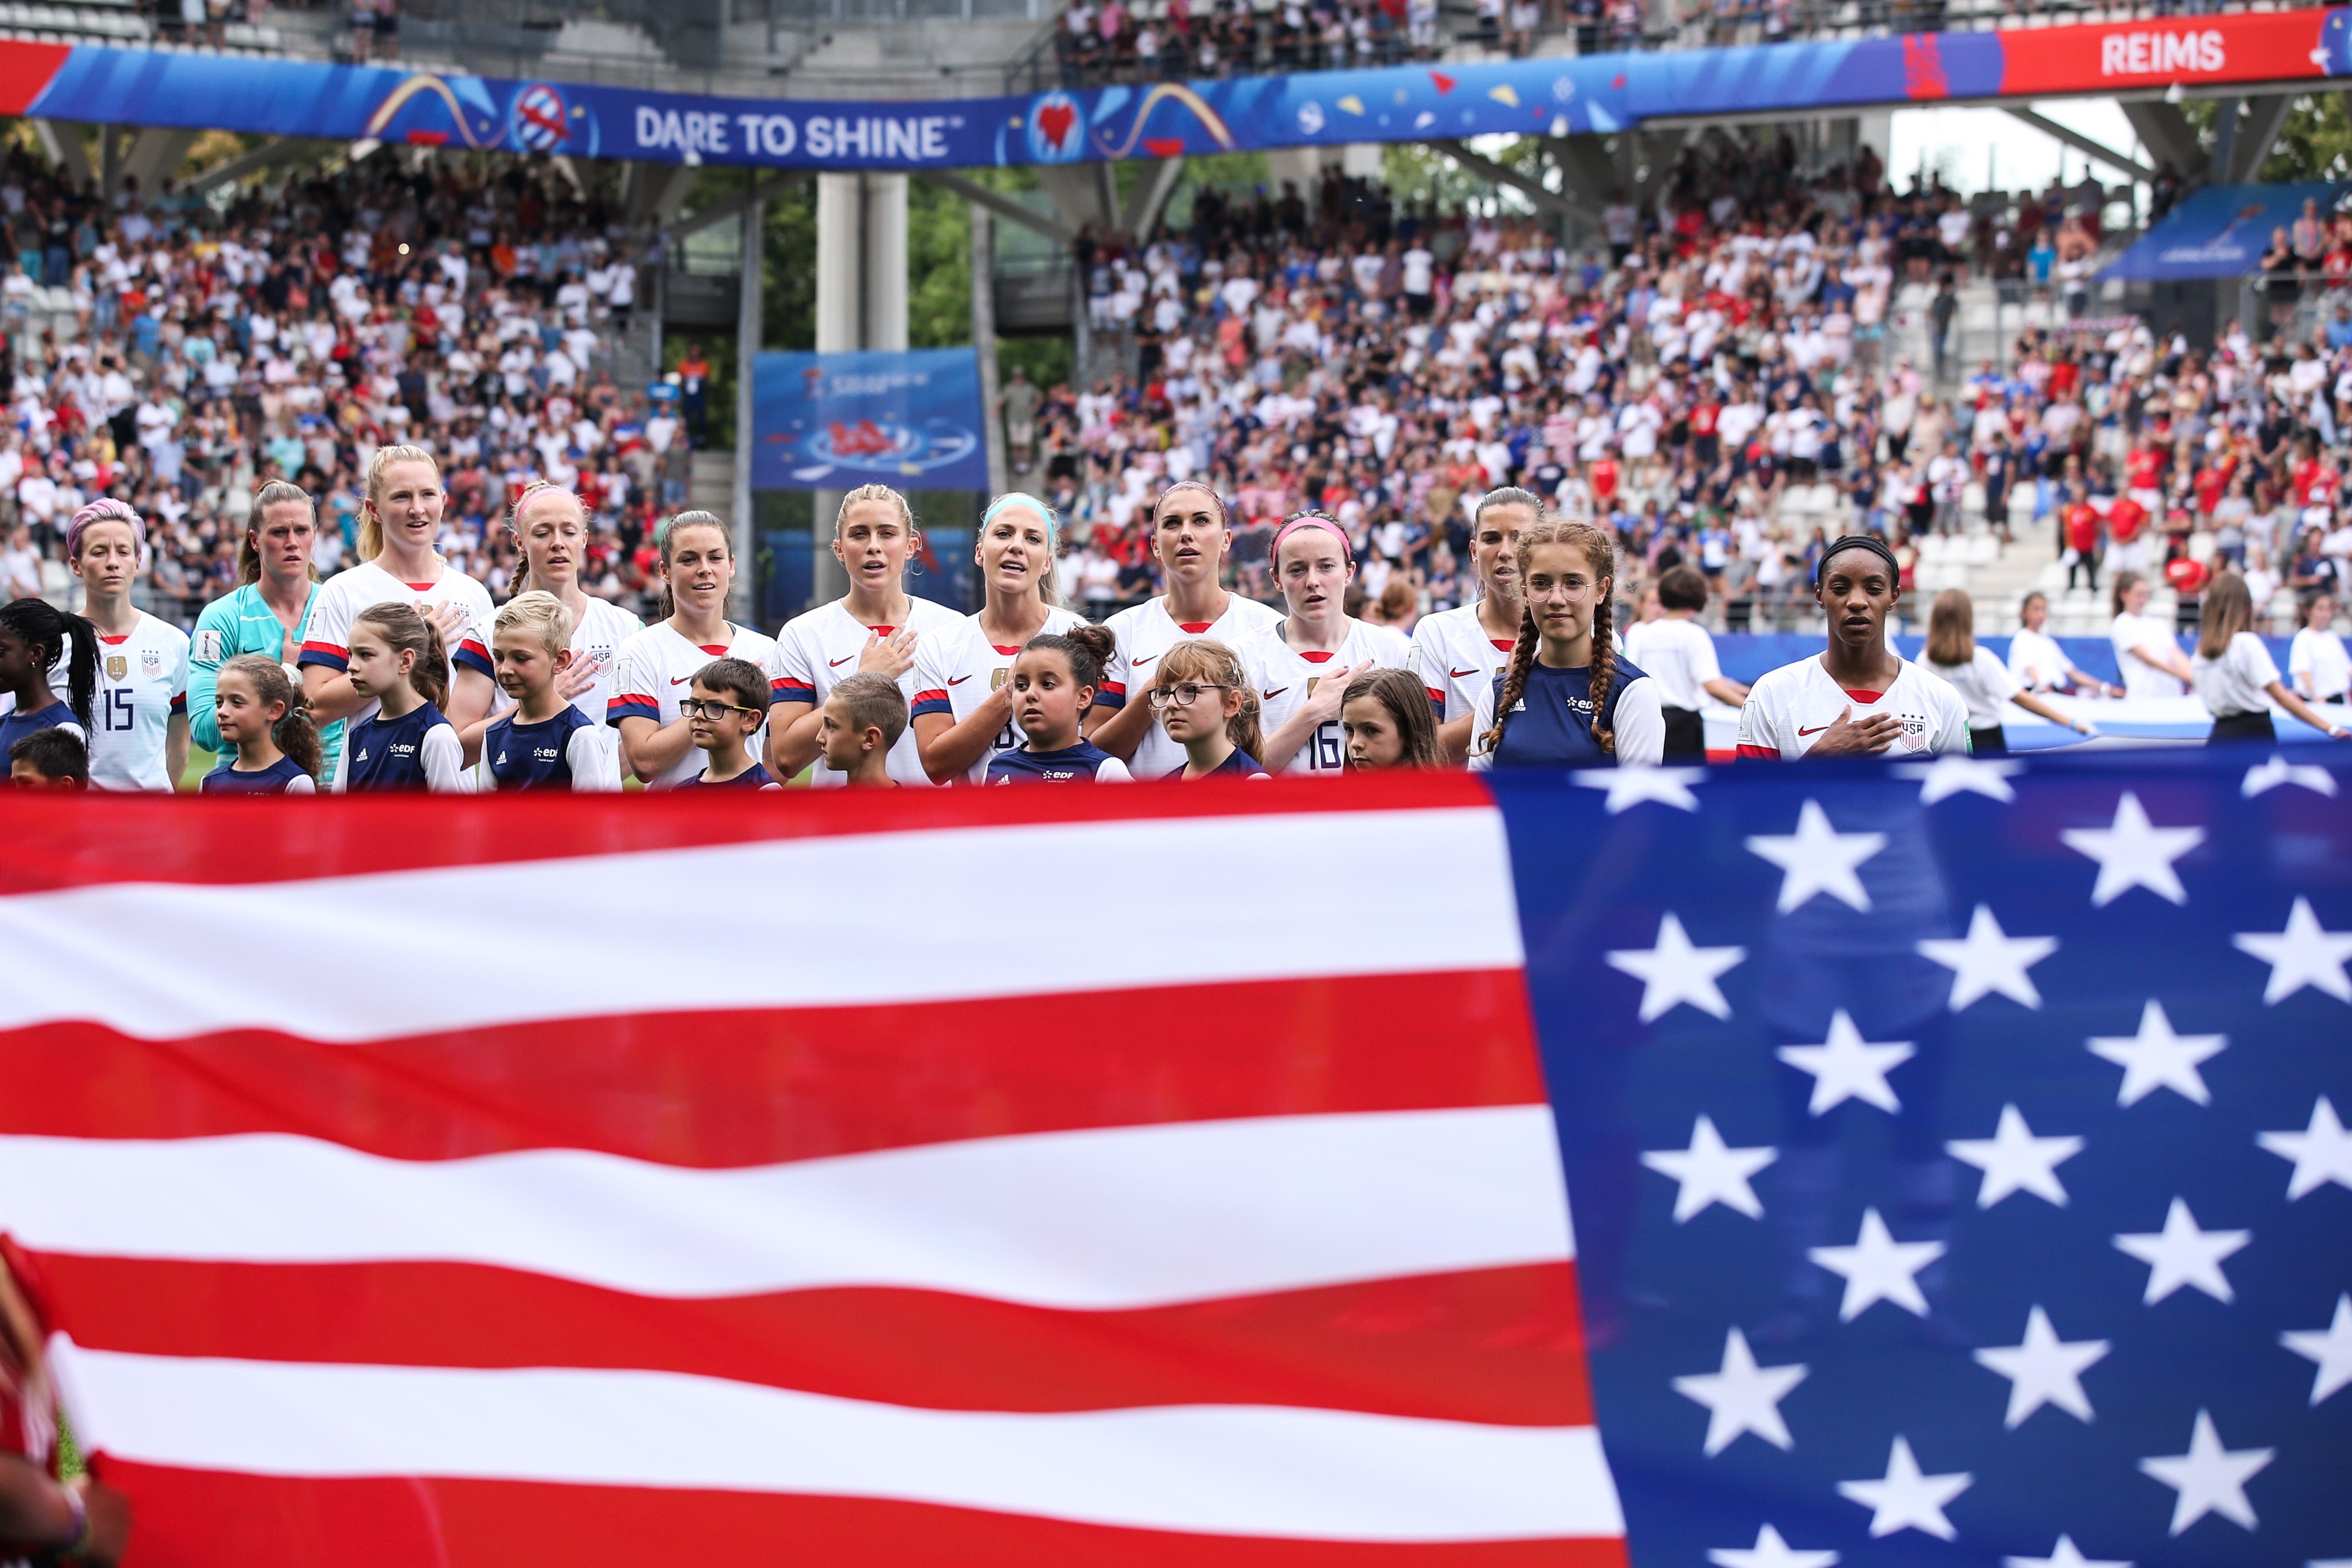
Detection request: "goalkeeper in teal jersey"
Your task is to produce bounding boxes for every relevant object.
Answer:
[188,483,345,783]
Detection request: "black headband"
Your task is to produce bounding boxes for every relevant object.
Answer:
[1815,534,1901,589]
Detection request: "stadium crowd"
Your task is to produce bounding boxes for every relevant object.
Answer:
[0,142,674,626]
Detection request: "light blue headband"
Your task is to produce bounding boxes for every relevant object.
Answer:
[982,492,1057,547]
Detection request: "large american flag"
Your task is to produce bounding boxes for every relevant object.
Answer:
[0,757,2342,1566]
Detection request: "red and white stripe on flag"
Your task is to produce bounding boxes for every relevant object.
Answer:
[0,776,1625,1567]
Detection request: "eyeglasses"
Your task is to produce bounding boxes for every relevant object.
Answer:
[1149,683,1228,708]
[679,698,761,720]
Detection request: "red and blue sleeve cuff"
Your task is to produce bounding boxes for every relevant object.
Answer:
[1735,743,1780,761]
[453,644,496,678]
[1094,679,1127,712]
[1425,687,1446,717]
[910,689,952,718]
[607,696,662,724]
[297,640,349,672]
[170,693,187,714]
[771,678,816,705]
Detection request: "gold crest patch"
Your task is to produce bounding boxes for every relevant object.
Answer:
[105,655,127,681]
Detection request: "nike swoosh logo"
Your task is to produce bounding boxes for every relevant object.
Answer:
[670,676,694,684]
[1133,654,1158,667]
[1264,688,1288,701]
[1798,723,1832,736]
[947,675,972,686]
[828,655,854,667]
[1449,667,1478,678]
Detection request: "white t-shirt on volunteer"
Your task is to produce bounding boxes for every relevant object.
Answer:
[88,610,189,791]
[773,596,967,788]
[1622,616,1725,712]
[296,559,497,727]
[1923,647,2020,731]
[606,620,783,790]
[1735,654,1972,758]
[2288,625,2351,701]
[1099,593,1284,780]
[1237,616,1412,775]
[2006,626,2071,691]
[465,594,644,725]
[908,606,1087,784]
[1408,602,1518,724]
[2192,631,2283,718]
[2110,610,2186,699]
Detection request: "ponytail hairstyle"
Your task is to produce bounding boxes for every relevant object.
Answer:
[0,597,98,730]
[1472,486,1545,530]
[1151,478,1231,535]
[506,482,586,597]
[1342,666,1442,769]
[834,483,918,545]
[239,480,320,587]
[352,601,450,711]
[218,653,322,778]
[981,492,1064,607]
[1155,636,1262,761]
[1021,623,1117,705]
[654,510,730,622]
[1478,520,1621,760]
[359,443,440,561]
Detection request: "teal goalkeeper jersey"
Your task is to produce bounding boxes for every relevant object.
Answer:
[188,582,345,784]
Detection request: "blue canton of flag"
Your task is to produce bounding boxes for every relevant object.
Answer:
[1491,750,2352,1567]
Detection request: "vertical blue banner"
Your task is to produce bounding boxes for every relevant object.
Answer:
[752,350,988,493]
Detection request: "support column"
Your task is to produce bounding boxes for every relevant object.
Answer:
[971,202,1008,500]
[811,172,910,603]
[733,185,764,625]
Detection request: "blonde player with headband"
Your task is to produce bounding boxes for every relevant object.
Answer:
[1236,511,1408,774]
[1085,479,1281,778]
[298,445,496,734]
[1410,487,1538,761]
[64,499,188,791]
[770,484,964,786]
[462,482,643,724]
[606,511,781,788]
[910,492,1087,783]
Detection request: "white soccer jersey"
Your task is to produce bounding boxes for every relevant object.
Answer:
[1100,593,1283,780]
[773,596,967,788]
[1238,617,1413,775]
[1408,603,1519,724]
[88,611,188,791]
[607,620,783,790]
[1622,617,1725,713]
[465,594,644,725]
[296,559,497,726]
[1735,655,1971,759]
[909,606,1087,784]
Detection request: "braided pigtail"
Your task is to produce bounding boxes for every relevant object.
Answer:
[1588,577,1619,755]
[1477,604,1540,761]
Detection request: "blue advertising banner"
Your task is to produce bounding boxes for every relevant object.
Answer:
[2103,183,2349,282]
[5,9,2347,173]
[751,349,987,493]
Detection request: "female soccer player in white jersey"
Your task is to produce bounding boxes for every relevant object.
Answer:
[1409,486,1536,761]
[465,483,643,724]
[1469,520,1663,769]
[770,484,964,787]
[1085,479,1282,778]
[298,446,496,735]
[65,500,188,791]
[607,511,781,789]
[1237,513,1408,774]
[1735,535,1970,759]
[911,492,1085,783]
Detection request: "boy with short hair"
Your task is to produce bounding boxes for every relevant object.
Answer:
[820,672,904,787]
[10,728,88,788]
[674,657,780,790]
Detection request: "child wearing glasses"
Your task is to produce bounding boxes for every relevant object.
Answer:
[673,658,783,790]
[1151,638,1270,780]
[480,591,621,791]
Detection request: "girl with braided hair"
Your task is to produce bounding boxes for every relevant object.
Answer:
[1469,521,1663,769]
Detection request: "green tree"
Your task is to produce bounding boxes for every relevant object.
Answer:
[2255,95,2352,184]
